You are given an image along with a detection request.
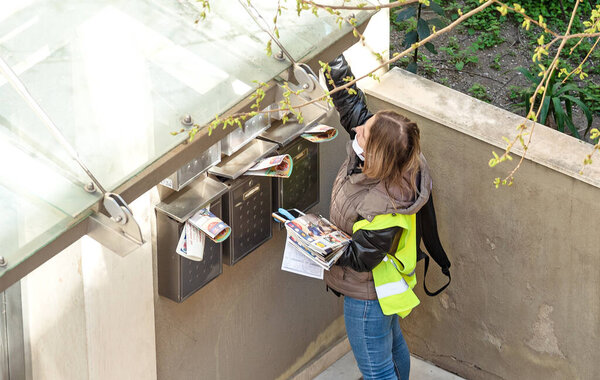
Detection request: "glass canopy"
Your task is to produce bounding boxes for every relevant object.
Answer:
[0,0,372,279]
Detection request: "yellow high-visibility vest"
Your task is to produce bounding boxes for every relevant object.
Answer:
[353,213,420,318]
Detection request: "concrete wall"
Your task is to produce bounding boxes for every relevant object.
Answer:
[21,191,158,380]
[366,68,600,380]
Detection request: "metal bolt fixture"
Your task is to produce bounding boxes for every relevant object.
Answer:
[302,83,310,89]
[181,114,194,127]
[347,13,356,21]
[84,182,96,193]
[274,51,285,61]
[0,256,6,268]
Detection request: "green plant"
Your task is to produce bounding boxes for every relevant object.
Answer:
[394,0,446,73]
[516,67,599,139]
[490,53,502,70]
[438,77,450,86]
[439,37,479,71]
[471,23,505,50]
[583,83,600,116]
[469,83,491,102]
[508,85,529,102]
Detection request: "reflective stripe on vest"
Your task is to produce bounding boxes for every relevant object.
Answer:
[353,213,419,318]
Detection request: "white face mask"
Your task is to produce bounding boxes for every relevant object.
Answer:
[352,138,365,161]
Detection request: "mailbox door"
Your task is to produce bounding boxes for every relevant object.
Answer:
[223,176,272,265]
[178,201,223,300]
[276,138,320,212]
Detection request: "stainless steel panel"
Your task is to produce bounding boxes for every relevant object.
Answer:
[221,112,270,156]
[259,102,328,147]
[156,201,223,303]
[156,175,229,223]
[275,138,320,214]
[160,141,221,191]
[208,139,278,180]
[222,176,272,266]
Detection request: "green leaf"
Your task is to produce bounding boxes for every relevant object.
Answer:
[407,61,418,73]
[403,31,418,48]
[424,42,437,54]
[455,61,465,71]
[553,98,566,133]
[562,94,593,130]
[417,18,430,40]
[564,97,573,119]
[564,114,582,139]
[539,96,551,124]
[516,67,538,84]
[427,18,446,29]
[554,84,580,97]
[428,0,445,16]
[395,6,417,22]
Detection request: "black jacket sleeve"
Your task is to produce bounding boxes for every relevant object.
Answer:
[336,226,403,272]
[416,194,450,271]
[326,55,373,138]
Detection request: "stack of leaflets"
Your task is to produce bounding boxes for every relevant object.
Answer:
[300,124,338,143]
[176,207,231,261]
[284,213,351,270]
[245,154,293,178]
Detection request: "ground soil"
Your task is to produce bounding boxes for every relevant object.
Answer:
[389,9,600,142]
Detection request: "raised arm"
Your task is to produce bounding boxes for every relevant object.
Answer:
[326,55,373,139]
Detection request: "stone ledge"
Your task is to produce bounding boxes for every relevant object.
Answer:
[365,67,600,189]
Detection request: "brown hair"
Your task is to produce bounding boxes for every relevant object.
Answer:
[362,110,421,196]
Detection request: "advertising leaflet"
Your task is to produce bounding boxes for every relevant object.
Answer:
[176,224,206,261]
[188,208,231,243]
[281,238,324,279]
[245,154,293,178]
[300,124,338,143]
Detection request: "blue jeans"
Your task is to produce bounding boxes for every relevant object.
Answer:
[344,296,410,380]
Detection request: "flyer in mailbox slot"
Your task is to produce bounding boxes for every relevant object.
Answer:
[300,124,338,143]
[188,208,231,243]
[244,154,293,178]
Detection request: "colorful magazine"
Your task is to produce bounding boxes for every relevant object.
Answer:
[284,214,351,258]
[188,208,231,243]
[245,154,293,178]
[300,124,338,143]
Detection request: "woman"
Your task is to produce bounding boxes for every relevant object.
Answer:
[324,55,448,380]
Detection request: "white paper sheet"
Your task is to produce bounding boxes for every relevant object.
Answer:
[281,238,324,280]
[183,222,205,261]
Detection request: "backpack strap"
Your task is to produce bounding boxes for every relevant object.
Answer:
[416,194,451,296]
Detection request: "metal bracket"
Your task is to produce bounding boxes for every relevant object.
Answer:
[85,193,144,256]
[87,211,144,257]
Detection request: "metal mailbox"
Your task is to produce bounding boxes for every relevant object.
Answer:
[161,141,221,191]
[273,137,320,213]
[220,112,271,156]
[209,138,279,266]
[155,175,229,302]
[221,175,272,266]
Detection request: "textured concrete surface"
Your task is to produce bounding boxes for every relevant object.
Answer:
[365,68,600,380]
[315,351,465,380]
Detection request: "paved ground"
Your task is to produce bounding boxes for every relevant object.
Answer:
[315,351,466,380]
